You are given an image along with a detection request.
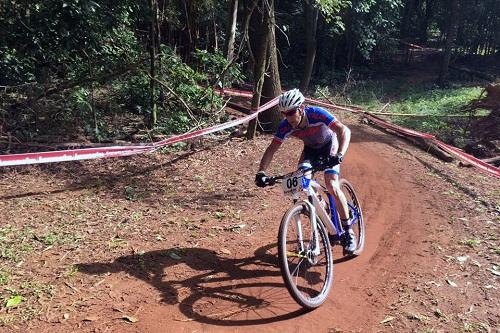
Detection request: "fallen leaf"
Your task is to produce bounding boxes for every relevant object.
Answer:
[122,315,139,323]
[380,316,395,324]
[220,248,231,255]
[6,295,23,308]
[488,268,500,276]
[446,279,457,287]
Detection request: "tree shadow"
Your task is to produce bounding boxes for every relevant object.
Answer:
[76,243,307,326]
[0,147,201,201]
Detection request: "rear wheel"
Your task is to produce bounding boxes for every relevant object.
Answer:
[340,179,365,256]
[277,204,333,309]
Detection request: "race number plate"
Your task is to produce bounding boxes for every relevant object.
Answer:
[282,172,303,195]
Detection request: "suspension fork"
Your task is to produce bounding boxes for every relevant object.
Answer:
[302,197,320,256]
[291,199,305,253]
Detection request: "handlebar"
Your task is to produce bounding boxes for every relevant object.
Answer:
[261,156,340,187]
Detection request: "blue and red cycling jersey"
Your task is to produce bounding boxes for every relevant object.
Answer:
[273,106,337,148]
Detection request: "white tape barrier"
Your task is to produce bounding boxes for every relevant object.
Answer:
[0,96,278,167]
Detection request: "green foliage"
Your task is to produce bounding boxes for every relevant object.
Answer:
[350,0,403,59]
[315,0,351,27]
[193,49,245,87]
[0,271,10,286]
[341,78,483,146]
[388,87,483,145]
[0,1,144,85]
[151,47,233,133]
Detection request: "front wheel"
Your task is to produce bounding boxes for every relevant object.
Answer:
[277,204,333,309]
[340,179,365,256]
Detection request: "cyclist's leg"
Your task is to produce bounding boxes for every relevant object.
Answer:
[325,171,356,252]
[323,137,350,220]
[324,171,349,220]
[324,139,356,252]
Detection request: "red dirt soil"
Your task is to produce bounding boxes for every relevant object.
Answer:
[0,119,498,333]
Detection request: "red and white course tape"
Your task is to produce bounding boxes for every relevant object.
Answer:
[306,96,499,178]
[1,88,498,178]
[0,95,278,167]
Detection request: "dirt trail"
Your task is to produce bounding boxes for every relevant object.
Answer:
[1,121,498,333]
[83,125,443,333]
[130,128,443,333]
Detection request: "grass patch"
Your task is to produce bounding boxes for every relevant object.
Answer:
[314,79,486,148]
[462,239,482,247]
[0,281,56,324]
[63,265,79,279]
[0,270,10,285]
[0,225,36,263]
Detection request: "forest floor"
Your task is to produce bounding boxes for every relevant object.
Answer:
[0,113,499,333]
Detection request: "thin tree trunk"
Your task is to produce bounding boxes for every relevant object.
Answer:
[438,0,459,86]
[213,16,218,50]
[418,0,433,43]
[224,0,238,63]
[400,0,416,40]
[330,39,338,82]
[299,0,319,93]
[247,0,271,140]
[245,0,260,78]
[183,0,193,61]
[148,0,158,127]
[156,0,164,107]
[260,0,281,133]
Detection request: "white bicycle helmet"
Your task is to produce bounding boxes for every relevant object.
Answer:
[278,88,305,111]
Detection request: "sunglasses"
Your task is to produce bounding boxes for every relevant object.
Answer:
[281,108,299,117]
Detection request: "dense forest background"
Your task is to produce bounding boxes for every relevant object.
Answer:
[1,0,499,156]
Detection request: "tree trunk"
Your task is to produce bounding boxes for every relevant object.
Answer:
[245,0,261,80]
[260,0,282,133]
[438,0,459,86]
[299,0,319,94]
[418,0,433,43]
[148,0,158,127]
[246,0,271,140]
[182,0,194,61]
[330,39,338,83]
[400,0,416,40]
[224,0,238,63]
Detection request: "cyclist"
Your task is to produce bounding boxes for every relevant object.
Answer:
[255,88,356,253]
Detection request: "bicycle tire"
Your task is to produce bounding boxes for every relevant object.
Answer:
[340,179,365,255]
[277,203,334,309]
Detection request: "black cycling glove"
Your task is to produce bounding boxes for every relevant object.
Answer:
[255,171,268,187]
[327,153,343,167]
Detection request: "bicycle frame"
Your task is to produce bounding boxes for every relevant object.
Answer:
[273,163,364,309]
[291,171,361,250]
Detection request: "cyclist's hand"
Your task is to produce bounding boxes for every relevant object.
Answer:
[327,153,343,167]
[255,171,268,188]
[336,152,344,164]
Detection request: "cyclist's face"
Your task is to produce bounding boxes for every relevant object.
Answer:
[283,106,302,127]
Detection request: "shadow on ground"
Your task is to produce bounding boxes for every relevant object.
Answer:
[77,243,308,326]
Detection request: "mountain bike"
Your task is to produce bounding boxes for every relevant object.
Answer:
[261,159,365,309]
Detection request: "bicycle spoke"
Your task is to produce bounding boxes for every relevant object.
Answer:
[279,206,333,308]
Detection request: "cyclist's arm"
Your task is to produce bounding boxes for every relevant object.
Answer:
[329,121,351,155]
[298,148,305,164]
[258,140,281,172]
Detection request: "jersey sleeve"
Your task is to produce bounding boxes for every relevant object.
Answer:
[273,120,292,144]
[307,106,337,126]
